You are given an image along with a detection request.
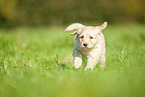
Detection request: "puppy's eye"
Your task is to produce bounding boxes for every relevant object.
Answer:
[90,37,93,39]
[80,36,84,38]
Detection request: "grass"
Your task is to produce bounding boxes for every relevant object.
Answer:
[0,24,145,97]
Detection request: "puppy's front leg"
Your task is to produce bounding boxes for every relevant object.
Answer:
[84,57,99,71]
[73,49,82,69]
[99,54,106,69]
[99,49,106,69]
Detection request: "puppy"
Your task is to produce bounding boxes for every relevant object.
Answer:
[65,22,107,71]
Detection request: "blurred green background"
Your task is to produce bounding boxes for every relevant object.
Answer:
[0,0,145,27]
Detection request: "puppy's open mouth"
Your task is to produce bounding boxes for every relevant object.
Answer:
[82,47,87,49]
[82,46,90,49]
[81,45,94,50]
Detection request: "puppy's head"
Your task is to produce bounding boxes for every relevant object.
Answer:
[65,22,107,49]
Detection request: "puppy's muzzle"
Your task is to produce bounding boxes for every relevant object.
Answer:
[83,43,88,47]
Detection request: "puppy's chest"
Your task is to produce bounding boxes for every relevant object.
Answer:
[79,48,100,58]
[80,50,91,57]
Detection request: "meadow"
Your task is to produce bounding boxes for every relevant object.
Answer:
[0,24,145,97]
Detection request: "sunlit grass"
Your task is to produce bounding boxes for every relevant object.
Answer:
[0,24,145,97]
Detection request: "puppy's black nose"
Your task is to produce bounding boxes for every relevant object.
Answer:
[83,43,87,47]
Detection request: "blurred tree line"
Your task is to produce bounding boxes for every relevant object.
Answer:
[0,0,145,27]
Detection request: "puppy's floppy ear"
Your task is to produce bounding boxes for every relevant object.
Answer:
[70,31,78,35]
[97,22,107,31]
[64,23,85,35]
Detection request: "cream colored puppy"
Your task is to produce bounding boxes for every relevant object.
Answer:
[65,22,107,71]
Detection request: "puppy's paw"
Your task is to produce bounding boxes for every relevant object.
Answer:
[74,65,81,69]
[84,67,93,71]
